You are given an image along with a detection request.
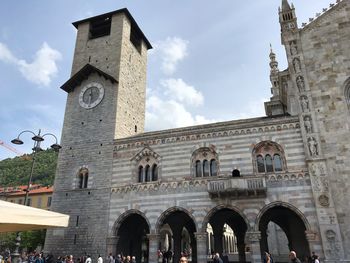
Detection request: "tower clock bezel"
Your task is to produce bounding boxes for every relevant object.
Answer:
[78,82,105,109]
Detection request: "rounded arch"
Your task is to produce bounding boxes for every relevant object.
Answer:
[255,202,312,261]
[155,207,198,263]
[112,209,151,235]
[155,206,198,234]
[254,201,311,231]
[232,169,240,177]
[201,204,250,233]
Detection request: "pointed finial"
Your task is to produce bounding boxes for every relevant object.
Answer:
[269,44,276,57]
[281,0,292,11]
[269,44,279,73]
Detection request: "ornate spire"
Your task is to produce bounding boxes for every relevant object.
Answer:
[281,0,292,11]
[269,44,279,74]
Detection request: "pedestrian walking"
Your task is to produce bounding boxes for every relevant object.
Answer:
[289,251,301,263]
[85,256,91,263]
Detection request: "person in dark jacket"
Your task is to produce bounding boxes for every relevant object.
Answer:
[289,251,301,263]
[213,253,223,263]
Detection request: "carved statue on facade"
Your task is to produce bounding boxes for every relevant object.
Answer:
[300,96,309,112]
[304,116,313,133]
[296,76,305,92]
[293,58,302,73]
[308,137,318,156]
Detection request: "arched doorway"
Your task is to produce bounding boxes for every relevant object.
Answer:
[205,208,249,263]
[156,208,197,263]
[258,205,310,262]
[116,213,150,263]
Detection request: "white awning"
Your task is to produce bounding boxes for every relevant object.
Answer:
[0,200,69,232]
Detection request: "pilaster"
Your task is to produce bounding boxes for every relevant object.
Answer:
[246,231,262,263]
[195,232,208,263]
[147,233,160,263]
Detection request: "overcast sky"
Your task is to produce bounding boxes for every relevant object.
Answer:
[0,0,335,160]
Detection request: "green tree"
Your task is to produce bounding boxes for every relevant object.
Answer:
[0,230,46,253]
[0,149,58,187]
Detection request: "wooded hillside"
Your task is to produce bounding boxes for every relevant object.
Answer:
[0,149,58,187]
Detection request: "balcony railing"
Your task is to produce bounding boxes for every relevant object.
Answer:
[207,176,267,198]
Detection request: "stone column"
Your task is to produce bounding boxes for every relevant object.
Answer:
[246,231,262,263]
[147,233,160,263]
[305,230,322,258]
[106,236,119,256]
[213,232,223,254]
[236,232,246,263]
[195,232,208,263]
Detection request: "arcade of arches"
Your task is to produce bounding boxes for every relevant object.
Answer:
[111,205,311,263]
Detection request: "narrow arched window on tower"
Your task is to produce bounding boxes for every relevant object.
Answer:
[83,173,89,188]
[78,174,84,189]
[265,155,273,173]
[195,160,202,177]
[77,168,89,189]
[210,159,217,176]
[257,155,265,173]
[203,160,210,177]
[152,164,158,181]
[273,154,283,172]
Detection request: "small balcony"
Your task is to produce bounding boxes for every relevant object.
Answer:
[207,176,267,198]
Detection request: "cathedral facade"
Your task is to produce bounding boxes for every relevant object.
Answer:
[44,1,350,263]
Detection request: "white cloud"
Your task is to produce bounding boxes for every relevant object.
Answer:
[0,42,17,63]
[0,42,61,86]
[145,96,219,131]
[234,97,268,119]
[160,78,204,107]
[154,37,188,75]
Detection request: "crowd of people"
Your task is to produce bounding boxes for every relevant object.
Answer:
[0,252,139,263]
[0,250,322,263]
[0,251,54,263]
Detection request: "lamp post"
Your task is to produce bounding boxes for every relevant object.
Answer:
[10,129,61,262]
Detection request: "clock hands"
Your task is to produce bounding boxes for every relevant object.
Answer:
[87,88,94,106]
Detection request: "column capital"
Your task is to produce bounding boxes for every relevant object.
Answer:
[246,231,261,242]
[147,233,160,241]
[305,230,317,241]
[194,232,208,241]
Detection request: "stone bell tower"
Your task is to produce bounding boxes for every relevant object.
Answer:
[44,9,152,258]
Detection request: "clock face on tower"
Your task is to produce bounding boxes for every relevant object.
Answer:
[79,82,105,109]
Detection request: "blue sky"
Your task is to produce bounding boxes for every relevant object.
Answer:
[0,0,334,160]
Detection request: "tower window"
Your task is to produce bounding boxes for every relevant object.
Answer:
[89,16,111,39]
[77,168,89,189]
[130,24,142,54]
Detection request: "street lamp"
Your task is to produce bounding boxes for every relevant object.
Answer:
[10,129,61,262]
